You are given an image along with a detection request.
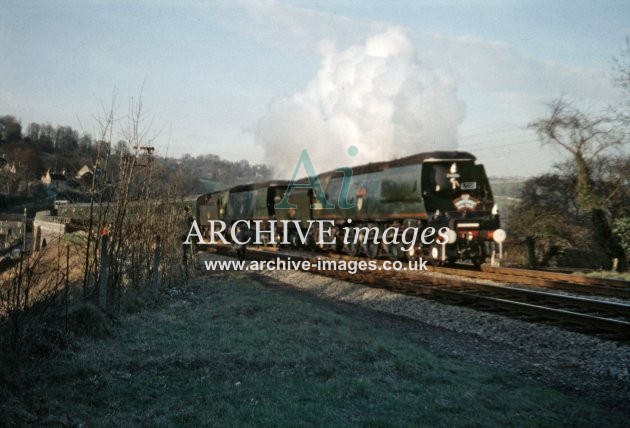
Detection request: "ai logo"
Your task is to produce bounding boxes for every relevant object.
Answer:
[274,146,359,210]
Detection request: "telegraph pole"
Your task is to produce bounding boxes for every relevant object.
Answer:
[22,208,27,255]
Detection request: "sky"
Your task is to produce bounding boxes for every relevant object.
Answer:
[1,0,628,177]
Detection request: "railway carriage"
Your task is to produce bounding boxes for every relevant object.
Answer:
[224,181,289,245]
[195,190,229,245]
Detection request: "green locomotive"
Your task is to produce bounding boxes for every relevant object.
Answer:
[195,151,505,265]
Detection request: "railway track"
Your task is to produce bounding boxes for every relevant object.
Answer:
[205,245,630,339]
[318,251,630,300]
[431,264,630,299]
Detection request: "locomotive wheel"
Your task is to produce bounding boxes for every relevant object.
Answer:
[288,231,301,248]
[346,229,363,256]
[343,233,360,255]
[348,240,361,256]
[470,243,486,267]
[366,241,379,258]
[305,235,317,251]
[388,244,401,260]
[471,255,485,268]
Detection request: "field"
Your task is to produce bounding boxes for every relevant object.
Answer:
[197,178,228,193]
[489,179,525,222]
[3,270,627,426]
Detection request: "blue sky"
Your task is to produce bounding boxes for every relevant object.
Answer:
[1,0,628,177]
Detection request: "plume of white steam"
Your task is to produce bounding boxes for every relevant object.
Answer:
[254,29,466,178]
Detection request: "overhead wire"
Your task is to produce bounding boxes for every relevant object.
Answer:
[459,137,542,151]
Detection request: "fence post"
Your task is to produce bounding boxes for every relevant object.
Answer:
[65,245,69,338]
[98,235,109,311]
[33,226,41,252]
[151,235,161,295]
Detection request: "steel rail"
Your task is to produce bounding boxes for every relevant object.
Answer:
[205,246,630,337]
[431,265,630,299]
[430,288,630,334]
[483,265,630,288]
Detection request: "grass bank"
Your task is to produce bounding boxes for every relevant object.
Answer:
[582,270,630,281]
[3,272,627,426]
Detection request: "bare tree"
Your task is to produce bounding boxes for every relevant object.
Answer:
[613,37,630,100]
[85,89,189,312]
[81,94,116,298]
[529,98,623,210]
[528,98,627,270]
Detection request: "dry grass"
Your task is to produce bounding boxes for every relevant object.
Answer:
[2,271,627,427]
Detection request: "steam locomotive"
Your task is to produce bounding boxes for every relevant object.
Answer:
[195,151,505,266]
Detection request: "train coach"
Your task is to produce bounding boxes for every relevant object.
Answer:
[195,181,289,246]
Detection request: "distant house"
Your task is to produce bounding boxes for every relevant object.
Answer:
[0,219,25,250]
[41,170,51,186]
[75,165,93,180]
[41,170,69,191]
[2,160,16,174]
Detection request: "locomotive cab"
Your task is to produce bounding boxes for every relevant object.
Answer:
[421,158,505,266]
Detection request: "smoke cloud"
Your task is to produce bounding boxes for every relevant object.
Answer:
[254,29,466,178]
